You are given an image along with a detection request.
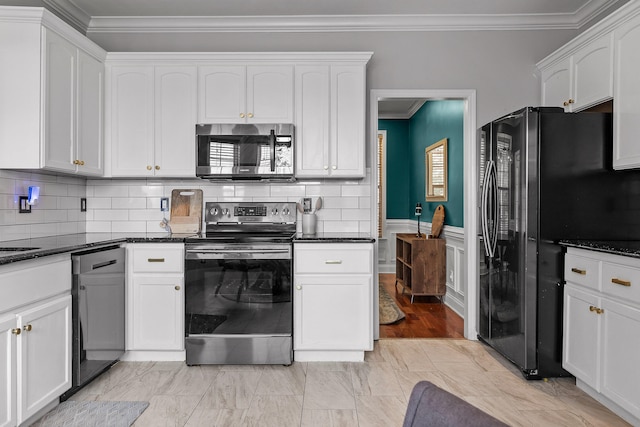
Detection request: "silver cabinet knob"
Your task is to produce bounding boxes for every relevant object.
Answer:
[296,285,302,290]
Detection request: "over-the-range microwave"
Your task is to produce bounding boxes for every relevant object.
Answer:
[196,123,295,182]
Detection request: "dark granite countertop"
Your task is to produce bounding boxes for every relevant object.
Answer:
[0,232,196,265]
[293,232,375,243]
[560,240,640,259]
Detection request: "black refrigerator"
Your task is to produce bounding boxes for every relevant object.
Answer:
[477,106,612,379]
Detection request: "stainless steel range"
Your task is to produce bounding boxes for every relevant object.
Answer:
[184,201,296,365]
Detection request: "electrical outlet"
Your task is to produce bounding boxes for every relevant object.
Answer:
[160,197,169,212]
[80,198,87,212]
[19,196,31,213]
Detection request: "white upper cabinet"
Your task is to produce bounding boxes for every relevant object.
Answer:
[295,62,368,178]
[107,63,196,177]
[76,50,105,176]
[198,65,293,124]
[0,8,106,175]
[613,13,640,170]
[538,1,640,170]
[540,33,613,112]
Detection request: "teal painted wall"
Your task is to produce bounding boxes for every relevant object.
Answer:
[378,120,410,219]
[379,100,465,227]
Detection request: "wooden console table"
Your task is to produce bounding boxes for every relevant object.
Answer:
[395,233,446,303]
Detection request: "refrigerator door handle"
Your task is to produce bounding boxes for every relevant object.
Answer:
[480,161,492,256]
[489,161,499,257]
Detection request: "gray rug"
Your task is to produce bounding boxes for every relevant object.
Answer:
[379,284,406,324]
[33,401,149,427]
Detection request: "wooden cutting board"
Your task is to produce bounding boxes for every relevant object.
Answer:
[431,204,445,238]
[169,189,203,234]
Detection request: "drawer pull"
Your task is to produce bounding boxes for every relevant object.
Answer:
[571,267,586,275]
[148,258,165,263]
[589,305,604,314]
[325,260,343,265]
[611,278,631,287]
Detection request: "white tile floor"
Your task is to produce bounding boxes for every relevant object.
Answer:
[65,339,630,427]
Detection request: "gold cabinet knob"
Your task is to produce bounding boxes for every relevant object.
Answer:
[563,101,569,107]
[73,160,79,165]
[155,165,160,170]
[332,165,337,170]
[296,285,302,290]
[23,324,32,332]
[248,113,254,118]
[568,99,574,104]
[240,113,246,118]
[147,165,152,171]
[324,166,328,170]
[79,160,85,165]
[175,285,181,291]
[11,328,21,335]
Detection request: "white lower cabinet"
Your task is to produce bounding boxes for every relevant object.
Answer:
[17,296,71,423]
[293,243,373,361]
[0,255,71,427]
[564,248,640,424]
[126,244,184,359]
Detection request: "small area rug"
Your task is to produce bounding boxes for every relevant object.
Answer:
[379,283,406,324]
[33,401,149,427]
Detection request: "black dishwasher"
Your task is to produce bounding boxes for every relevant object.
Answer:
[61,246,125,400]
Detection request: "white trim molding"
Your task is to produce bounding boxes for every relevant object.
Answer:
[86,4,624,34]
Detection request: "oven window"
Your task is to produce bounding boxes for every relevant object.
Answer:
[185,258,292,335]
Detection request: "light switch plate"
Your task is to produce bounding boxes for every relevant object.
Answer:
[160,197,169,212]
[19,196,31,213]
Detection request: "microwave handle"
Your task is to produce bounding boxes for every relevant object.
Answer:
[269,129,276,172]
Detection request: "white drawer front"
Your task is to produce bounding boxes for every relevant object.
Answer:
[131,245,184,273]
[601,261,640,305]
[565,253,600,290]
[295,244,372,274]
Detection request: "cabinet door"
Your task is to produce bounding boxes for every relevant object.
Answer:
[130,275,183,351]
[563,285,600,390]
[600,298,640,419]
[0,315,17,427]
[17,295,71,423]
[43,29,76,172]
[247,65,293,123]
[294,275,372,351]
[154,66,196,177]
[295,65,330,177]
[572,34,613,111]
[76,50,104,176]
[614,15,640,170]
[198,65,245,123]
[109,66,155,176]
[541,58,571,111]
[330,66,365,177]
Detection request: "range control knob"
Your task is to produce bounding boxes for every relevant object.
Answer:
[209,208,218,216]
[282,207,290,215]
[271,208,278,215]
[222,208,230,216]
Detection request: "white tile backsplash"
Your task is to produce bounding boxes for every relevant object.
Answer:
[0,169,373,240]
[0,170,86,242]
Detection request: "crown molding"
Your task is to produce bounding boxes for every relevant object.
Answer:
[87,13,596,34]
[379,100,427,120]
[43,0,90,33]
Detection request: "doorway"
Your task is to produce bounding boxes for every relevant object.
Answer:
[369,89,478,341]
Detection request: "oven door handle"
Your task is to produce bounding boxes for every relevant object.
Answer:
[185,248,291,260]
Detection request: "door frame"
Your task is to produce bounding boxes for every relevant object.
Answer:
[369,89,478,340]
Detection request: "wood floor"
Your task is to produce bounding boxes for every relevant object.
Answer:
[379,273,464,339]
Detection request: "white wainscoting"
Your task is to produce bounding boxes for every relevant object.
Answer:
[379,219,465,317]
